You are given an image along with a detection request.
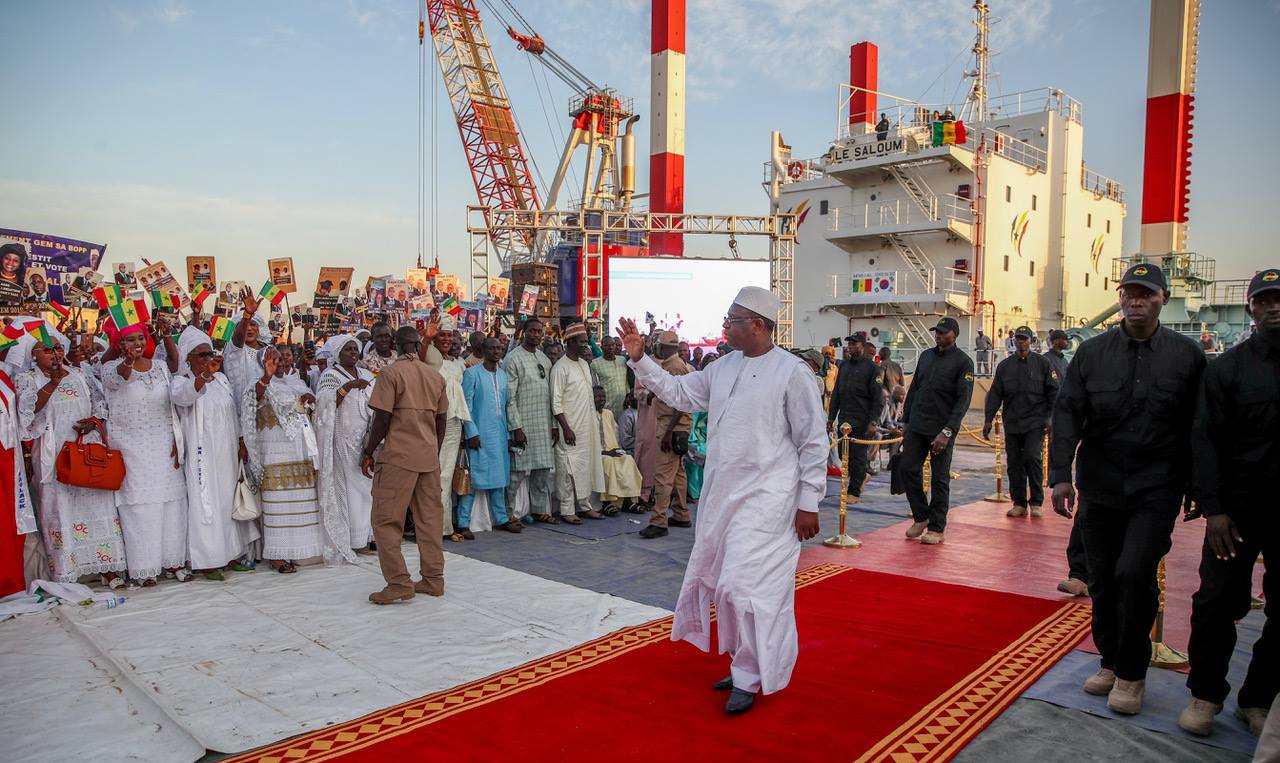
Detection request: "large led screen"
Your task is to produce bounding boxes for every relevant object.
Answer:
[607,257,770,347]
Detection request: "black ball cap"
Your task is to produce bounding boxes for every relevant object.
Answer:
[1014,325,1035,339]
[931,317,960,335]
[1118,262,1168,294]
[1247,268,1280,300]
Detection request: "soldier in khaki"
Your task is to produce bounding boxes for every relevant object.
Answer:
[639,331,693,539]
[361,326,449,604]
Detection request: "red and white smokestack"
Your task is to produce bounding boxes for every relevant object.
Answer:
[1140,0,1199,255]
[848,42,878,136]
[650,0,685,256]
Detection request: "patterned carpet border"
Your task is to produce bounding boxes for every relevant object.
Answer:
[226,563,851,763]
[853,601,1092,763]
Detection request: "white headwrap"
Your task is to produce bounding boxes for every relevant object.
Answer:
[4,319,69,374]
[318,334,357,363]
[175,325,213,377]
[438,314,457,332]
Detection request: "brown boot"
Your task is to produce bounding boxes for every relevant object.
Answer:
[369,586,415,605]
[1057,578,1089,597]
[413,580,444,597]
[905,521,928,539]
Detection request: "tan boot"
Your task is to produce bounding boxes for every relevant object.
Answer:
[1237,706,1269,736]
[1107,678,1145,714]
[1006,505,1028,518]
[369,586,415,605]
[1082,668,1116,696]
[920,531,945,545]
[905,521,928,539]
[413,580,444,597]
[1057,578,1089,597]
[1029,505,1043,518]
[1177,697,1222,736]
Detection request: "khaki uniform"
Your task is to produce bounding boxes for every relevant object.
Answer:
[650,353,692,528]
[367,354,448,594]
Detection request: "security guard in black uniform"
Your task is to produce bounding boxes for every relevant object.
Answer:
[1178,267,1280,737]
[900,317,974,545]
[828,331,884,500]
[984,325,1060,517]
[1050,262,1206,716]
[1042,328,1089,596]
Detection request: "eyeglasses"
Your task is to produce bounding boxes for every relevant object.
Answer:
[536,365,546,379]
[723,315,755,326]
[191,351,215,359]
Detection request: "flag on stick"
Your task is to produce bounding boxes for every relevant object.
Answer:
[208,315,236,342]
[149,290,179,309]
[25,321,55,348]
[47,300,71,319]
[440,295,462,316]
[0,321,28,349]
[190,282,213,307]
[258,280,285,306]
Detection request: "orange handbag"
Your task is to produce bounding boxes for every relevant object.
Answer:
[56,420,126,491]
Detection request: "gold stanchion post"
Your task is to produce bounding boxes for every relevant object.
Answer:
[1150,556,1189,669]
[984,413,1009,503]
[824,424,862,549]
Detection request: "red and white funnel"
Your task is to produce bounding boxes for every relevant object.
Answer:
[1140,0,1199,255]
[650,0,684,256]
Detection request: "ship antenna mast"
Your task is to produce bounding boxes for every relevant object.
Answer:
[965,1,990,122]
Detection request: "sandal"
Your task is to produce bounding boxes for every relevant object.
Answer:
[560,515,583,525]
[204,570,226,581]
[531,513,560,525]
[227,560,254,572]
[174,568,193,583]
[581,510,606,520]
[601,504,621,517]
[446,532,465,543]
[621,502,648,514]
[270,560,298,574]
[102,574,125,590]
[141,578,158,587]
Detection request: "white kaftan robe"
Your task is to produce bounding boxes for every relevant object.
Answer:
[18,368,127,582]
[315,365,375,550]
[436,358,470,534]
[629,348,827,694]
[102,361,190,579]
[599,408,641,502]
[550,356,604,515]
[171,372,255,569]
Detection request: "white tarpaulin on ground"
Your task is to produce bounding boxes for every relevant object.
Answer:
[0,550,667,757]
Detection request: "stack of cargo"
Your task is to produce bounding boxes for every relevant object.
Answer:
[511,262,560,321]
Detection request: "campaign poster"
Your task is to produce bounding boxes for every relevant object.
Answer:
[315,266,354,297]
[135,261,189,307]
[406,267,430,293]
[518,284,539,316]
[410,294,435,320]
[487,277,511,308]
[218,280,247,314]
[267,257,297,293]
[111,262,137,287]
[366,278,387,314]
[385,277,411,310]
[434,273,460,299]
[23,266,50,307]
[459,300,484,333]
[186,256,216,292]
[0,228,105,312]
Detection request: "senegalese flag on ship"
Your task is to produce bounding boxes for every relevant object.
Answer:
[0,320,28,349]
[258,280,286,306]
[93,284,149,330]
[440,295,462,316]
[149,290,179,309]
[190,282,213,307]
[25,321,55,348]
[208,315,236,342]
[851,276,873,293]
[931,119,967,146]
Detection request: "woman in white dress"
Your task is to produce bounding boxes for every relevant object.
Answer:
[430,322,471,541]
[15,328,128,587]
[102,324,190,586]
[240,345,345,572]
[314,334,372,556]
[170,326,256,580]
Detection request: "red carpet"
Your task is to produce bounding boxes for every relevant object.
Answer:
[229,565,1089,763]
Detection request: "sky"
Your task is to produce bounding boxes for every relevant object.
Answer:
[2,0,1278,295]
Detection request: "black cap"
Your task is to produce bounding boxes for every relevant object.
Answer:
[844,331,868,343]
[1247,268,1280,300]
[1048,329,1068,342]
[1118,262,1168,294]
[1014,325,1035,339]
[930,317,960,335]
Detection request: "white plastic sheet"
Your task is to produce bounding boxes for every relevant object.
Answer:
[16,550,666,755]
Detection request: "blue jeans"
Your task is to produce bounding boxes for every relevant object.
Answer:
[456,488,510,529]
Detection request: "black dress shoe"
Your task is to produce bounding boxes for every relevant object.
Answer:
[725,688,755,714]
[669,519,692,528]
[638,526,668,539]
[712,675,733,691]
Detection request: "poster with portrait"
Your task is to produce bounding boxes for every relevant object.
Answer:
[385,277,411,310]
[111,262,137,287]
[366,278,387,314]
[518,284,539,316]
[266,257,296,293]
[487,277,511,308]
[433,273,460,299]
[315,266,354,298]
[410,294,435,320]
[218,280,247,314]
[23,266,50,306]
[0,228,105,313]
[185,256,217,292]
[406,267,430,293]
[459,300,484,334]
[135,261,189,307]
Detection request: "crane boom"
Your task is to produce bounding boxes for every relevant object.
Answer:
[426,0,540,261]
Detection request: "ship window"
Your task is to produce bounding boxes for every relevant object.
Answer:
[820,200,829,215]
[1087,213,1092,228]
[1085,273,1090,288]
[1005,186,1011,202]
[1106,220,1111,233]
[1030,261,1036,277]
[1104,277,1109,290]
[1032,195,1038,211]
[1003,255,1009,272]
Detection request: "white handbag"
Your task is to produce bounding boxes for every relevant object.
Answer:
[231,466,261,521]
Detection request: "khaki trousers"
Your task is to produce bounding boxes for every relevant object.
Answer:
[371,463,444,594]
[649,447,689,529]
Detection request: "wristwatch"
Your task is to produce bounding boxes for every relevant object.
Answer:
[940,427,954,438]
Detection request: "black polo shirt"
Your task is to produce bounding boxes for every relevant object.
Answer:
[1049,322,1205,503]
[903,344,975,438]
[984,350,1060,434]
[1191,333,1280,517]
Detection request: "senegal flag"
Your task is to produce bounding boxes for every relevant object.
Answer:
[47,300,71,319]
[851,276,873,293]
[258,280,286,306]
[0,321,28,349]
[208,315,236,341]
[440,295,462,316]
[150,290,179,309]
[190,282,213,307]
[25,321,55,348]
[931,119,967,147]
[94,284,148,330]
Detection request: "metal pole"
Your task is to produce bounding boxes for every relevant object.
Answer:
[824,423,862,549]
[1150,556,1189,669]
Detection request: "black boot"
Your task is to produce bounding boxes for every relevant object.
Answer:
[712,676,732,691]
[725,688,755,714]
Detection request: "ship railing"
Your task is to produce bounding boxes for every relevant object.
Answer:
[1080,164,1125,204]
[761,159,825,185]
[828,267,970,299]
[1208,279,1249,305]
[828,194,972,233]
[982,127,1048,173]
[1112,252,1215,285]
[982,87,1082,125]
